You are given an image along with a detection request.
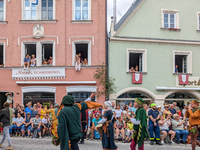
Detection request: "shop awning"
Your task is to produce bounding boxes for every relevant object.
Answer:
[156,86,200,91]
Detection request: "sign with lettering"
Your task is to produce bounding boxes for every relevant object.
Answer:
[132,73,142,84]
[176,76,200,87]
[12,67,66,80]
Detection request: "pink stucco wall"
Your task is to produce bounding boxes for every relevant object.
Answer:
[0,0,106,105]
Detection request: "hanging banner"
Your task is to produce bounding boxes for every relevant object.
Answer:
[132,73,142,84]
[179,74,189,85]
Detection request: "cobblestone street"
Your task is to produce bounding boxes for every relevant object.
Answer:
[0,137,200,150]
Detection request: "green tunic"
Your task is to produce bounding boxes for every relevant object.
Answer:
[57,102,88,150]
[132,107,148,148]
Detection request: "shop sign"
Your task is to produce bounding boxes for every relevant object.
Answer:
[12,67,66,80]
[176,76,200,87]
[179,74,189,85]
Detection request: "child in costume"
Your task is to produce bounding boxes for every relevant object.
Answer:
[129,98,148,150]
[186,100,200,150]
[57,93,101,150]
[97,101,118,150]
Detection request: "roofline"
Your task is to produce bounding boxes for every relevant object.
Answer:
[114,0,145,32]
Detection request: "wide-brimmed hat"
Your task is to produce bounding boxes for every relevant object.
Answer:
[173,114,179,119]
[164,105,169,108]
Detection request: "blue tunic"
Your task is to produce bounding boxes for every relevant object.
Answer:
[102,110,118,150]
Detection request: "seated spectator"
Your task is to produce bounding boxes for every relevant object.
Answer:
[169,104,176,115]
[125,121,133,143]
[172,114,188,144]
[42,58,49,65]
[135,65,139,72]
[78,53,83,64]
[30,113,42,139]
[41,114,50,138]
[91,114,102,140]
[129,67,135,73]
[158,115,176,144]
[32,104,38,118]
[48,56,53,65]
[21,112,32,138]
[173,102,179,111]
[113,104,123,123]
[9,114,17,136]
[30,54,36,67]
[15,113,24,137]
[114,116,126,142]
[157,106,162,116]
[82,58,88,65]
[74,54,81,71]
[24,54,31,70]
[163,105,172,119]
[175,65,178,73]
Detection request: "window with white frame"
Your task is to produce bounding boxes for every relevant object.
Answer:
[197,13,200,30]
[23,0,54,20]
[162,10,179,29]
[74,0,91,20]
[22,42,55,66]
[127,49,147,73]
[173,51,192,74]
[73,41,91,66]
[0,0,4,21]
[42,0,53,20]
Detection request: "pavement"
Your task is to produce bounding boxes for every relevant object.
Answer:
[0,136,199,150]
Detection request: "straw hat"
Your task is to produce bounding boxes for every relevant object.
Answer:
[173,114,179,119]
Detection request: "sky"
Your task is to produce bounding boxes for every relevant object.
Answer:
[107,0,135,30]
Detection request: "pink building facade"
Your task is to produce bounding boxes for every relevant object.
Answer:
[0,0,106,108]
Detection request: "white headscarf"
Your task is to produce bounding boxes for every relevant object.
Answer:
[104,101,112,110]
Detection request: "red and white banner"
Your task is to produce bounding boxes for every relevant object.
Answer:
[132,73,142,84]
[179,74,189,85]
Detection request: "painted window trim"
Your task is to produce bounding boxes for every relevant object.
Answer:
[161,9,179,29]
[173,51,192,74]
[21,40,56,67]
[72,0,91,21]
[126,48,147,73]
[0,42,5,66]
[21,0,55,20]
[72,40,91,66]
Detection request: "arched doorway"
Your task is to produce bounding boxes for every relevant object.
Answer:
[165,92,197,109]
[116,91,153,109]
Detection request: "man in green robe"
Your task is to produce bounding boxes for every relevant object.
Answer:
[57,93,101,150]
[129,98,148,150]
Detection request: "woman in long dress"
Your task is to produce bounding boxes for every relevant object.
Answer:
[98,101,118,150]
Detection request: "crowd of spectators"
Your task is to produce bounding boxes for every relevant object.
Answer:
[8,102,53,139]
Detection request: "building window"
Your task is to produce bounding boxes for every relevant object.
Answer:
[42,44,53,65]
[0,0,4,21]
[72,41,91,66]
[73,0,91,20]
[164,13,176,28]
[24,0,37,20]
[173,51,192,74]
[42,0,53,20]
[23,0,55,20]
[0,45,3,65]
[161,9,179,29]
[197,12,200,30]
[68,92,94,102]
[127,49,147,72]
[25,44,36,57]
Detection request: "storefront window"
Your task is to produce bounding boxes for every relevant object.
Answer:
[68,92,94,102]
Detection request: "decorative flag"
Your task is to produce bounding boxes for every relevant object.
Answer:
[29,0,38,5]
[132,73,142,84]
[179,74,189,85]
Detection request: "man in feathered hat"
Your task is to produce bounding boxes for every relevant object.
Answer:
[128,98,148,150]
[186,99,200,150]
[57,92,101,150]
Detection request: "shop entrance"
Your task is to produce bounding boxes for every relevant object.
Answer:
[165,92,197,109]
[23,92,55,107]
[0,92,7,110]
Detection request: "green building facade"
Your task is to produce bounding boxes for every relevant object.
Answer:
[109,0,200,107]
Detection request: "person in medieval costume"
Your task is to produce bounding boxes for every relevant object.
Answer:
[45,103,60,136]
[186,100,200,150]
[97,101,118,150]
[57,93,101,150]
[128,98,148,150]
